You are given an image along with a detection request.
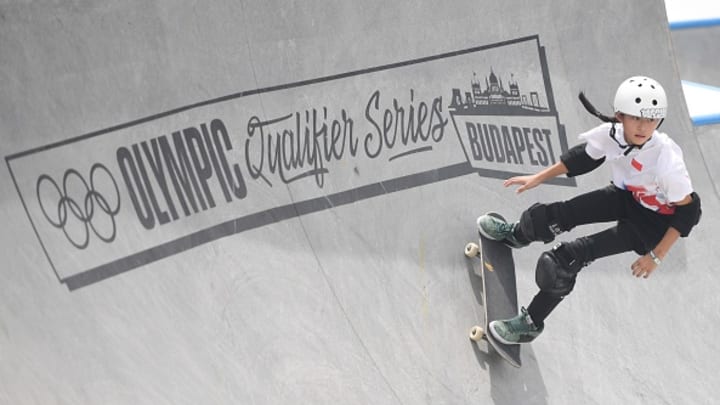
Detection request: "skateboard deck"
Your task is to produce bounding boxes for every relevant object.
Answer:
[465,212,521,368]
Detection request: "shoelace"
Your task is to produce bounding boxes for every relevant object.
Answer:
[492,220,514,235]
[505,315,534,334]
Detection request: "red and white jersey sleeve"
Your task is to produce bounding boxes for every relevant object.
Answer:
[578,123,694,214]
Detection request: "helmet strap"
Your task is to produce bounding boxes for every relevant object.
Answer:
[608,123,646,155]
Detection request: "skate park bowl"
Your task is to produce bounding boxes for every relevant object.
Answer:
[1,1,720,403]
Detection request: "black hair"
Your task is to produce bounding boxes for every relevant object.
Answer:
[578,92,619,123]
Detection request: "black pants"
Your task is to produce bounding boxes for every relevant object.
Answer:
[523,185,672,326]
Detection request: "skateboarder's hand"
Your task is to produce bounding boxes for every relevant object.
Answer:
[630,255,658,279]
[503,174,542,193]
[503,161,569,193]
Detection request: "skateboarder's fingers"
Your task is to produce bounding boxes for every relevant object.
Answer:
[639,267,656,279]
[631,258,656,279]
[631,259,644,276]
[504,176,537,194]
[503,177,525,188]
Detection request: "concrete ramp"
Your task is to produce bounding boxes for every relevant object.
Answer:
[2,1,719,403]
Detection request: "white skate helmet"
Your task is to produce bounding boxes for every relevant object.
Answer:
[613,76,667,119]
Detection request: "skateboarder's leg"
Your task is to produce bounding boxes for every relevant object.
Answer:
[491,224,643,344]
[514,185,627,244]
[488,226,636,345]
[492,191,671,344]
[526,291,563,328]
[527,224,640,327]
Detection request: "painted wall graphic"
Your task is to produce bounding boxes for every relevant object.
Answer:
[448,38,571,179]
[5,35,574,290]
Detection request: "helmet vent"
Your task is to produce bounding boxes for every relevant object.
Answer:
[635,97,642,104]
[652,99,658,106]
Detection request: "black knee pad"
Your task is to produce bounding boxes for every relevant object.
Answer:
[518,203,564,243]
[535,243,584,298]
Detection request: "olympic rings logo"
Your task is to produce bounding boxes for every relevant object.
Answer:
[36,163,121,249]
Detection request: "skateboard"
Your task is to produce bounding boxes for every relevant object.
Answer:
[464,212,522,368]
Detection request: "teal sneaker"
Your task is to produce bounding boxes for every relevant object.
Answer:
[476,213,528,249]
[489,307,544,345]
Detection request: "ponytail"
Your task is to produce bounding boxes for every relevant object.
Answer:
[578,92,619,123]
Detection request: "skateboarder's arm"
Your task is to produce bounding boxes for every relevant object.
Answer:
[652,227,682,262]
[631,226,681,279]
[560,142,606,177]
[503,161,569,194]
[651,192,702,259]
[631,193,700,279]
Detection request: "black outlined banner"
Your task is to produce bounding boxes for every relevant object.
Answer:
[6,35,573,290]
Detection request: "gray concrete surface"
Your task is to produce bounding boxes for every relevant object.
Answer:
[1,1,719,404]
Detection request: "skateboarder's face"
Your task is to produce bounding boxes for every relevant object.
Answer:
[616,113,661,146]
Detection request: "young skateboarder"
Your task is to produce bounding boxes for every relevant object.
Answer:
[478,76,702,345]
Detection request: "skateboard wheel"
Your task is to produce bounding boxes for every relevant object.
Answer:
[469,326,484,342]
[464,242,479,257]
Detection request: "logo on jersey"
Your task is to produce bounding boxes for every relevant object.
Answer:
[631,158,643,172]
[626,184,675,215]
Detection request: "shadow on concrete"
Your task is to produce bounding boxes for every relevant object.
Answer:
[465,257,550,405]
